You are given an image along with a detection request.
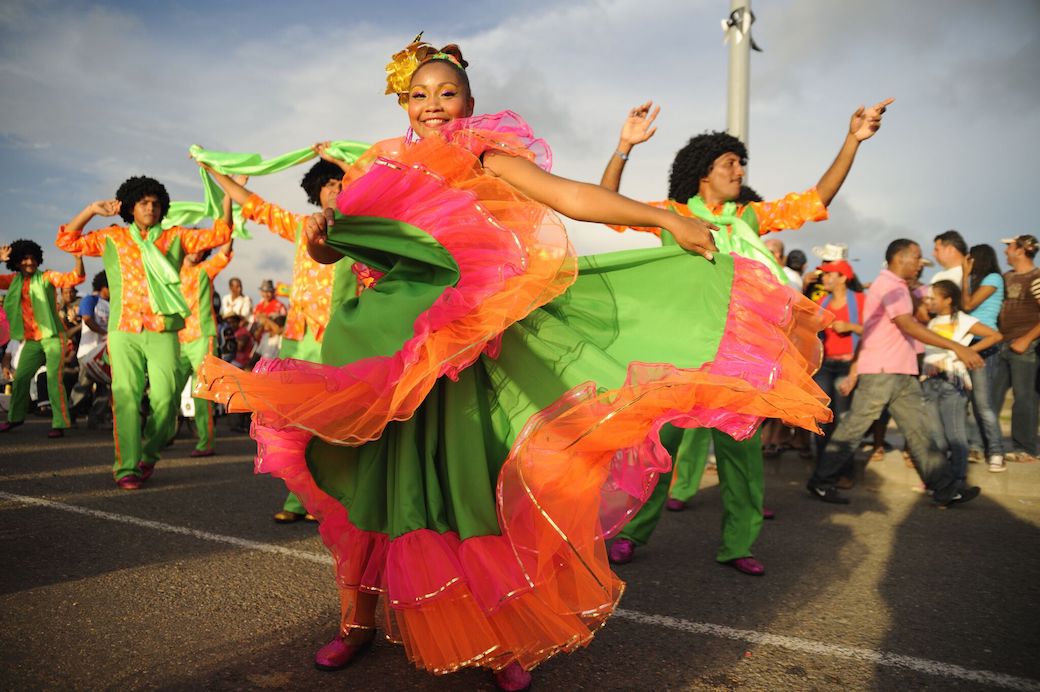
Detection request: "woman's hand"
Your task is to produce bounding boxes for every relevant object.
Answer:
[303,208,344,264]
[662,215,718,260]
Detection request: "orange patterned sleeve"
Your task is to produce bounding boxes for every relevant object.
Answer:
[201,250,232,280]
[242,194,303,243]
[0,273,13,290]
[56,224,117,257]
[746,187,828,236]
[175,219,234,253]
[44,269,86,288]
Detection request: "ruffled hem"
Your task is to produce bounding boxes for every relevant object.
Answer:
[251,424,617,675]
[197,121,575,445]
[247,255,831,675]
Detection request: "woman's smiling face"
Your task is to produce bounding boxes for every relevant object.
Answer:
[406,61,474,139]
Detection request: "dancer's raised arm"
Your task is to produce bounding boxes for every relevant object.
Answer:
[600,101,659,192]
[486,151,717,259]
[816,97,894,207]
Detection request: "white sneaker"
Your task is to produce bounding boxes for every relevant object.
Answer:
[988,455,1007,473]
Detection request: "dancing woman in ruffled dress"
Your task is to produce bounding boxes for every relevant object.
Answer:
[197,37,832,690]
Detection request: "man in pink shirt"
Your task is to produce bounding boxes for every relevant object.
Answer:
[808,239,984,505]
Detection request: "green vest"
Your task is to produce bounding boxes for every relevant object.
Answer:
[3,272,62,341]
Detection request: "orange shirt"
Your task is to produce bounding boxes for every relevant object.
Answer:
[56,221,232,333]
[0,270,84,341]
[242,194,335,343]
[179,250,231,343]
[615,188,828,237]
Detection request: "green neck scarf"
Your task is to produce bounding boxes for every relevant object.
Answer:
[128,223,191,318]
[686,196,786,281]
[3,272,60,341]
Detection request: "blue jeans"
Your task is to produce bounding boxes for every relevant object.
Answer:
[812,373,958,499]
[922,377,969,481]
[991,341,1039,455]
[813,358,852,456]
[966,350,1005,457]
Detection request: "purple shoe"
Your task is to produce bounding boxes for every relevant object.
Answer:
[314,632,374,671]
[0,421,23,433]
[495,662,532,691]
[762,508,776,520]
[727,557,765,576]
[665,498,687,512]
[116,476,143,491]
[608,538,635,565]
[138,463,155,481]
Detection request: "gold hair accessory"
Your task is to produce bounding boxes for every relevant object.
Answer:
[385,32,429,105]
[385,34,467,107]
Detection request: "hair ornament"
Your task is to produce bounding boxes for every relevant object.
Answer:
[385,33,469,106]
[385,32,429,104]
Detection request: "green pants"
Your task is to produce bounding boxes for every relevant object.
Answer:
[175,336,216,453]
[279,327,322,515]
[619,428,764,562]
[8,336,71,429]
[108,330,180,479]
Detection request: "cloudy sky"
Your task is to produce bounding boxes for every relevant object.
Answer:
[1,0,1037,295]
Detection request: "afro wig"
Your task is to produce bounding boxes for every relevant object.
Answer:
[301,160,346,207]
[115,176,171,224]
[6,238,44,272]
[668,131,747,203]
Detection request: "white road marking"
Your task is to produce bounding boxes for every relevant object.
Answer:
[0,491,332,566]
[2,490,1037,691]
[613,610,1040,691]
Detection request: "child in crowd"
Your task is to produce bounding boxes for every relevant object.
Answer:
[922,280,1003,481]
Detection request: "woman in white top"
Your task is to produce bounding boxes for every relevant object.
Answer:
[922,280,1003,479]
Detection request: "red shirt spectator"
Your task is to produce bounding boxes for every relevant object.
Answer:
[253,279,287,326]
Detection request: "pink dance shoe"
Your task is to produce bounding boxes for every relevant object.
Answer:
[608,538,636,565]
[665,498,687,512]
[190,449,215,458]
[762,507,776,520]
[727,557,765,576]
[314,632,374,671]
[116,476,143,491]
[494,662,532,691]
[138,463,155,481]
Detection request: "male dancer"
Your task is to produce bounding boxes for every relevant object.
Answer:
[58,176,232,489]
[174,189,236,458]
[200,147,357,521]
[601,97,893,574]
[0,241,85,437]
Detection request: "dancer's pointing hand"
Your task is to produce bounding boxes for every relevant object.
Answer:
[850,97,895,142]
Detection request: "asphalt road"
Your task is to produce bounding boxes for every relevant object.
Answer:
[2,415,1038,691]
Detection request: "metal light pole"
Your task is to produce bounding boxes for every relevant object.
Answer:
[722,1,761,151]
